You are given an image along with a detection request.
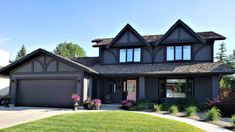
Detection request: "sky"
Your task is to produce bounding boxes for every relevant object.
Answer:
[0,0,234,60]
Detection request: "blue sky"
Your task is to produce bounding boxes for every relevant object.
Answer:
[0,0,234,60]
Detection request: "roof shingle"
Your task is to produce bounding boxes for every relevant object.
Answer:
[92,31,226,47]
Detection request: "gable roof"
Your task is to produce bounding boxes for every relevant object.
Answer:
[0,49,98,75]
[155,19,206,45]
[92,31,225,47]
[106,24,150,48]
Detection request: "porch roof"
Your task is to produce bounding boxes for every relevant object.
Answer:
[89,62,233,75]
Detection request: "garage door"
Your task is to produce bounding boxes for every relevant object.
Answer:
[16,78,76,108]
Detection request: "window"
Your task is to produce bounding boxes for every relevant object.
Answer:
[119,48,141,63]
[159,78,193,98]
[119,49,126,62]
[175,46,182,60]
[166,45,191,61]
[183,46,191,60]
[167,46,174,61]
[134,48,141,62]
[127,49,133,62]
[166,79,186,98]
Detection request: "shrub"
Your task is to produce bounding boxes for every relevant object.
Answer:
[153,104,162,112]
[121,100,135,110]
[232,115,235,126]
[161,103,172,111]
[219,96,235,117]
[206,107,221,121]
[197,102,209,112]
[169,105,178,114]
[136,99,153,110]
[185,106,197,117]
[174,98,196,111]
[207,96,235,117]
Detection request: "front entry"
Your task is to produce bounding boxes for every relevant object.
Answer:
[109,79,137,103]
[126,80,137,101]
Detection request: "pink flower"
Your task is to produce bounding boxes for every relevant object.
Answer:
[94,99,102,105]
[71,94,80,101]
[121,100,128,104]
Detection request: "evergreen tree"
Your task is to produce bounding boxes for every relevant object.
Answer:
[15,45,27,61]
[215,42,227,62]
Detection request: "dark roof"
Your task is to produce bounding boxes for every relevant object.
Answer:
[1,49,233,76]
[71,57,100,66]
[156,19,206,45]
[89,62,233,76]
[106,24,150,48]
[0,49,98,75]
[92,31,226,47]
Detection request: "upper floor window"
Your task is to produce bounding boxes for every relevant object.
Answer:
[166,45,191,61]
[119,48,141,63]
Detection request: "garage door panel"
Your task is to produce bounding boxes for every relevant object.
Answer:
[17,79,76,107]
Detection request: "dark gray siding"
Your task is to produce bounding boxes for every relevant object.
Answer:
[142,47,152,63]
[194,77,212,102]
[193,43,213,62]
[114,30,144,46]
[145,77,158,102]
[162,26,198,43]
[102,48,118,64]
[154,46,165,63]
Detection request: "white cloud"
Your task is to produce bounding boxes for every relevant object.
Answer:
[0,35,10,44]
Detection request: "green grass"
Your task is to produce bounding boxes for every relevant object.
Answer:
[1,111,204,132]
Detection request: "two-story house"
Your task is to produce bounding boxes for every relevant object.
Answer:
[0,20,233,107]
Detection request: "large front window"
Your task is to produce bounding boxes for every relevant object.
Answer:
[119,48,141,63]
[166,79,186,98]
[160,78,193,98]
[166,45,191,61]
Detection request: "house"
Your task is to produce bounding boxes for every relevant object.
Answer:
[0,19,233,108]
[0,49,10,96]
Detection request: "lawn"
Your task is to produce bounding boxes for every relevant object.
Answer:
[1,111,204,132]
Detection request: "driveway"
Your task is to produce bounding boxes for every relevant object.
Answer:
[0,106,74,129]
[0,104,121,129]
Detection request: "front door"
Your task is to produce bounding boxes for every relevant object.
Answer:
[110,80,123,103]
[126,80,137,101]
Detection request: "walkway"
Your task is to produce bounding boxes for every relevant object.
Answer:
[136,112,232,132]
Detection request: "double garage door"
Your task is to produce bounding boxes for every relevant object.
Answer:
[16,78,76,108]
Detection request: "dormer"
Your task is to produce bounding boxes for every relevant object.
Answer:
[155,20,207,62]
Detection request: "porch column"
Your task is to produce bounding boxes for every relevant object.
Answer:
[139,77,145,99]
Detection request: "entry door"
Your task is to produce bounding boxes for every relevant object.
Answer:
[111,80,123,103]
[126,80,137,101]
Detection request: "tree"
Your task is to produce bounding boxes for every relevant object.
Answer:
[215,42,227,62]
[225,50,235,70]
[15,45,27,61]
[54,42,86,58]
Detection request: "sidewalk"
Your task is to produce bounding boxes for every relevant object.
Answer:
[136,111,232,132]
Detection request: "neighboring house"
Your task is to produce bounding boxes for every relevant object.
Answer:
[0,49,10,96]
[0,19,233,108]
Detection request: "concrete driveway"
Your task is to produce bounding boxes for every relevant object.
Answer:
[0,106,74,129]
[0,104,121,129]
